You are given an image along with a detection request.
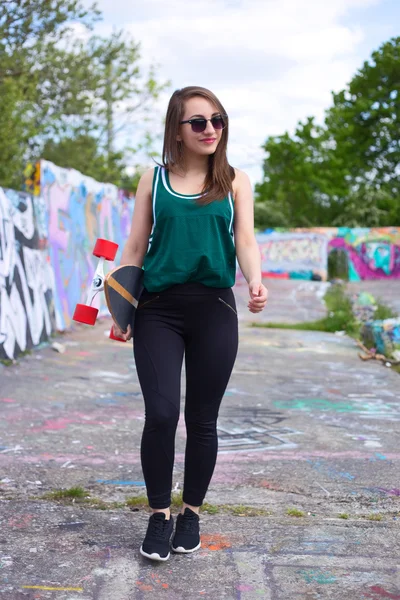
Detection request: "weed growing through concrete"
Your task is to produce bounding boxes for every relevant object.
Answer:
[286,508,305,517]
[201,503,220,514]
[368,514,383,521]
[252,284,397,340]
[339,513,349,519]
[125,495,148,508]
[38,489,271,517]
[42,487,88,500]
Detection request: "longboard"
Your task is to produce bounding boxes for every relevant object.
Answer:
[104,265,144,334]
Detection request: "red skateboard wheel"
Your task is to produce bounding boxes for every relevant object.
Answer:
[73,304,98,325]
[93,238,118,261]
[109,326,127,342]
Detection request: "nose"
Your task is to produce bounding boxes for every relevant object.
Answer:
[204,120,217,135]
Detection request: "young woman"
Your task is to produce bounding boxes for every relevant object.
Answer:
[114,86,268,561]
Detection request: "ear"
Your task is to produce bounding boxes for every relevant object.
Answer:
[176,134,182,142]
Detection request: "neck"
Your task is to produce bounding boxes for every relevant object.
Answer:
[178,149,210,176]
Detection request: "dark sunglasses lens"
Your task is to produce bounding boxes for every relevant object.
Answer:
[191,119,207,133]
[211,116,225,129]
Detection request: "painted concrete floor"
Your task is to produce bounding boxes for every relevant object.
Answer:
[1,281,399,599]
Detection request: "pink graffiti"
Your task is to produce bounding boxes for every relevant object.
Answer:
[329,238,400,280]
[8,514,33,528]
[365,586,400,599]
[29,416,114,433]
[377,488,400,497]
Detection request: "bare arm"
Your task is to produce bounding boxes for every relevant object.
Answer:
[120,168,154,267]
[111,168,153,340]
[233,169,268,313]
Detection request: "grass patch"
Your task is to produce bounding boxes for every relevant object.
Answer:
[252,284,398,344]
[338,513,349,519]
[171,491,183,509]
[126,495,148,508]
[42,487,89,501]
[228,505,271,517]
[374,302,398,321]
[41,488,127,510]
[253,284,359,336]
[286,508,305,518]
[368,514,383,521]
[41,490,271,517]
[201,502,220,514]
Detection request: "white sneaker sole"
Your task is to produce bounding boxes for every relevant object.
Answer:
[171,541,201,554]
[140,546,170,561]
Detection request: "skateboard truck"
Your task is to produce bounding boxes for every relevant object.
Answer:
[72,238,126,342]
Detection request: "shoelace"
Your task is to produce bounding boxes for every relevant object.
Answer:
[177,512,198,533]
[149,515,169,538]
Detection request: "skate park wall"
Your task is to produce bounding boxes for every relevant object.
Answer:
[0,160,134,360]
[1,160,400,360]
[249,227,400,282]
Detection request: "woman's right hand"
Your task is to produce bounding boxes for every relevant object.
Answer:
[111,321,132,341]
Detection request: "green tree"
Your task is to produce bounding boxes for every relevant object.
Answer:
[0,0,100,188]
[41,133,126,184]
[87,31,167,164]
[255,118,347,227]
[36,32,168,186]
[327,37,400,193]
[0,2,167,189]
[256,36,400,228]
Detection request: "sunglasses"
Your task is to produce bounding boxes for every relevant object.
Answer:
[179,114,227,133]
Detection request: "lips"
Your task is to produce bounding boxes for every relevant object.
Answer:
[200,138,216,143]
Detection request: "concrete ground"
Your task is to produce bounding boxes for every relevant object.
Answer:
[1,280,399,599]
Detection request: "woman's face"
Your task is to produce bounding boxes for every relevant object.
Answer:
[177,96,224,157]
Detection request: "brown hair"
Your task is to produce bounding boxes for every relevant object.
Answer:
[161,86,235,205]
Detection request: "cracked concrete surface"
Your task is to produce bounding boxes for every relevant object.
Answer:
[1,280,399,599]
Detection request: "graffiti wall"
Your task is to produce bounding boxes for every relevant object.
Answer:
[40,160,134,331]
[1,160,134,359]
[0,187,55,360]
[1,157,399,360]
[328,227,400,281]
[255,231,329,280]
[255,227,400,282]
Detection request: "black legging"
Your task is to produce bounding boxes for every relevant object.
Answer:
[133,282,239,509]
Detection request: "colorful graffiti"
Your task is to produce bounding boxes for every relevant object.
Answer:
[1,160,134,359]
[0,187,55,360]
[255,231,329,280]
[39,160,134,330]
[328,228,400,281]
[255,227,400,281]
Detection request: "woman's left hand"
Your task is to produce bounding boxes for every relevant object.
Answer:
[248,280,268,313]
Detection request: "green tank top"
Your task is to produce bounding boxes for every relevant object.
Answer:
[143,166,236,292]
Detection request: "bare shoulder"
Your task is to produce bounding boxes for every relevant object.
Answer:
[137,167,155,193]
[232,168,251,197]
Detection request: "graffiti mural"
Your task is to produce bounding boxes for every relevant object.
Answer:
[1,160,134,359]
[328,228,400,281]
[254,228,400,281]
[39,160,134,330]
[255,231,329,280]
[0,187,55,360]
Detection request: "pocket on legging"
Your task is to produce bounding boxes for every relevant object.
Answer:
[218,296,237,316]
[137,295,160,310]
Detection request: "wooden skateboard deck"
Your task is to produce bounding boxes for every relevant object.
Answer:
[104,265,144,333]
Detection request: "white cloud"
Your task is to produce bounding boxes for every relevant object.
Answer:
[86,0,385,184]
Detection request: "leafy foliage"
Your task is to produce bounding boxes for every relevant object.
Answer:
[0,1,168,188]
[256,37,400,228]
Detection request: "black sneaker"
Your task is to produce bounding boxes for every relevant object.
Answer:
[140,513,174,562]
[171,508,201,553]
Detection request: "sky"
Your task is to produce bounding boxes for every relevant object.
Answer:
[82,0,400,186]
